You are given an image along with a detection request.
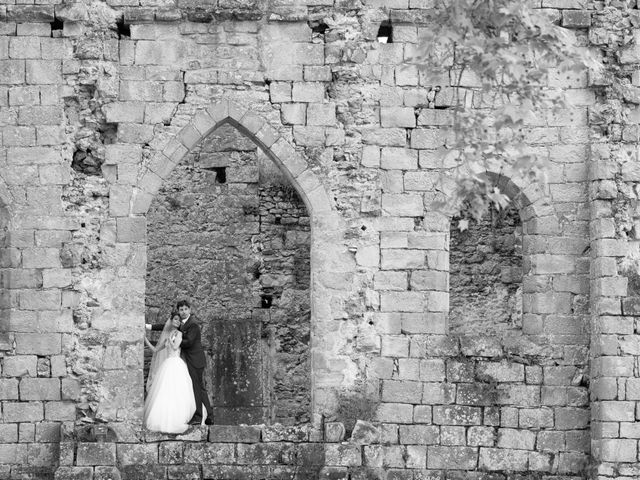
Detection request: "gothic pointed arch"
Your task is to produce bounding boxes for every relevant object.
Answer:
[136,100,343,422]
[130,100,333,220]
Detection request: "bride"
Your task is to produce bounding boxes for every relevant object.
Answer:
[144,312,196,434]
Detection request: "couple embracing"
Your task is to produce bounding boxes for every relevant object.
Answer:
[144,300,213,433]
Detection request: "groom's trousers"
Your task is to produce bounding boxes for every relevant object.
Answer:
[186,363,212,422]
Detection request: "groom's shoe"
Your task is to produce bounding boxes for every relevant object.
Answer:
[188,418,202,425]
[205,418,213,425]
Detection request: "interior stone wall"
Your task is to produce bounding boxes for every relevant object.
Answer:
[449,203,523,336]
[146,123,311,426]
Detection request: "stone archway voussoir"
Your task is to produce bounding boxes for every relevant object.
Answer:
[270,138,308,178]
[239,110,266,135]
[306,187,333,215]
[177,124,201,151]
[162,138,189,164]
[131,188,154,215]
[147,153,176,179]
[255,123,280,149]
[192,110,218,138]
[227,101,246,123]
[206,100,230,123]
[138,169,164,197]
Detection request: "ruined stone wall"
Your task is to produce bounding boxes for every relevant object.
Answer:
[0,0,637,479]
[449,203,523,336]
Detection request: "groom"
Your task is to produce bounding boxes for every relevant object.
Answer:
[147,300,213,425]
[175,300,213,425]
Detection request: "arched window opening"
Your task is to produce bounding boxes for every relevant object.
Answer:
[449,200,523,337]
[145,122,311,426]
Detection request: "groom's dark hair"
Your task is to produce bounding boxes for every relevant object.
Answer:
[176,299,191,309]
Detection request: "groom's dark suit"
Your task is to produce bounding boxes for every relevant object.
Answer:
[179,314,213,423]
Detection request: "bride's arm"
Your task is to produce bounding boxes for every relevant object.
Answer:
[145,335,168,353]
[169,331,182,350]
[144,335,157,352]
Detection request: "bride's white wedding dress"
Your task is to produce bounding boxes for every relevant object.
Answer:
[144,330,196,434]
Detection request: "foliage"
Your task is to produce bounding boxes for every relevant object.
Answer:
[412,0,600,227]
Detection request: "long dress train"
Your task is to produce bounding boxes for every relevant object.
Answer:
[144,330,196,434]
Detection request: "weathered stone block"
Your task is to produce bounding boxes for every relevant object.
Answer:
[53,466,94,479]
[117,123,154,144]
[495,385,541,407]
[182,443,235,464]
[25,60,61,85]
[363,445,405,468]
[422,382,455,404]
[467,426,495,447]
[3,355,37,377]
[19,378,60,401]
[76,443,117,466]
[592,356,634,377]
[427,446,477,469]
[380,291,424,312]
[375,403,413,423]
[409,271,447,292]
[9,147,62,166]
[15,333,61,355]
[399,425,439,445]
[419,359,445,382]
[476,361,524,383]
[381,250,425,270]
[362,128,406,147]
[378,43,404,64]
[116,217,146,243]
[304,66,331,82]
[404,171,436,191]
[103,102,145,124]
[381,380,423,403]
[519,408,554,429]
[325,444,362,467]
[3,402,43,422]
[293,125,325,146]
[380,147,418,170]
[208,425,261,443]
[291,82,325,102]
[411,128,452,149]
[478,447,527,471]
[381,107,415,128]
[18,105,63,125]
[381,194,423,217]
[306,103,336,126]
[0,379,19,400]
[554,407,590,430]
[596,401,636,422]
[116,443,158,465]
[496,428,536,450]
[374,271,407,291]
[433,406,481,426]
[44,401,75,421]
[0,60,26,84]
[9,36,41,59]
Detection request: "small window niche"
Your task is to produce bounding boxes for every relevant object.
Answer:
[377,21,393,43]
[213,167,227,184]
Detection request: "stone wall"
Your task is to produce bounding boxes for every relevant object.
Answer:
[449,203,522,336]
[0,0,638,479]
